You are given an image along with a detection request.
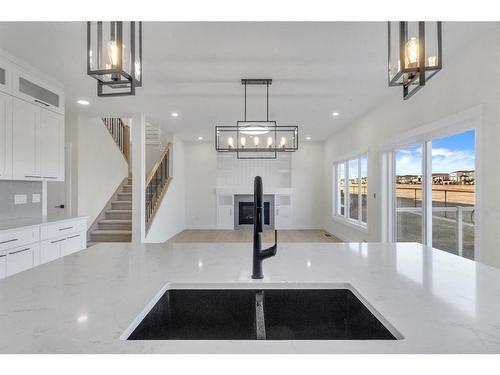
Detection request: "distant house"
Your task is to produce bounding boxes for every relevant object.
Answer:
[449,170,475,184]
[432,173,450,184]
[396,175,422,184]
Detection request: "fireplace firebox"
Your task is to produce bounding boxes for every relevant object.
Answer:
[234,195,274,230]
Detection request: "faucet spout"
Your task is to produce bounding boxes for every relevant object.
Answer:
[251,176,278,279]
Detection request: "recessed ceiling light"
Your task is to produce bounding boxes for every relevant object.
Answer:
[306,136,311,140]
[332,112,340,117]
[171,112,179,117]
[77,99,90,106]
[198,136,204,141]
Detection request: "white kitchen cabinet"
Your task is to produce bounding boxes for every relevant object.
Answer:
[0,251,6,279]
[0,56,13,94]
[12,68,64,115]
[40,237,63,265]
[6,243,36,277]
[0,91,12,180]
[12,97,39,180]
[61,233,85,257]
[39,108,64,180]
[12,97,64,181]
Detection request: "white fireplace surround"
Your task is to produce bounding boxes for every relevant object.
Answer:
[216,187,292,230]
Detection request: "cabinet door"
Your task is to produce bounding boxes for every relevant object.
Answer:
[61,233,84,256]
[40,238,63,264]
[0,252,6,279]
[218,206,233,229]
[6,243,35,277]
[39,109,63,180]
[12,98,40,180]
[0,91,12,179]
[275,206,292,229]
[0,56,12,94]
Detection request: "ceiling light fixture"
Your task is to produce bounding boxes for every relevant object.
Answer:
[171,112,179,117]
[332,112,339,117]
[87,21,142,97]
[215,79,299,159]
[77,99,90,105]
[198,136,204,140]
[388,21,442,100]
[306,136,311,140]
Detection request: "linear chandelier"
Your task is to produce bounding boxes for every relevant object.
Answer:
[388,21,442,100]
[87,21,142,97]
[215,79,299,159]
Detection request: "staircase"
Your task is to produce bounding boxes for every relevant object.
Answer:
[146,123,163,148]
[90,177,133,243]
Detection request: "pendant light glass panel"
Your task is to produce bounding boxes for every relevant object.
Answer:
[87,21,142,96]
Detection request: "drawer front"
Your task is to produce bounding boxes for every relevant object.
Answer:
[0,250,6,279]
[6,243,36,277]
[40,238,63,265]
[61,233,85,257]
[41,219,86,241]
[0,226,40,252]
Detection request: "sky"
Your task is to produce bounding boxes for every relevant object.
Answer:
[395,130,475,176]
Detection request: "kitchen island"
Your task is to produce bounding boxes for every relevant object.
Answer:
[0,241,499,353]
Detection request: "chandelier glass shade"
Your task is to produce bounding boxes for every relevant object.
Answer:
[388,21,442,100]
[87,21,142,97]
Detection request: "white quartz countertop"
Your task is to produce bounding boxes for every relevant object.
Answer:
[0,241,499,353]
[0,215,88,232]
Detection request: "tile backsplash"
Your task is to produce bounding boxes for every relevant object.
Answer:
[0,181,42,220]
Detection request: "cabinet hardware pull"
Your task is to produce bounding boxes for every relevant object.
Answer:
[58,227,73,231]
[34,99,50,107]
[0,238,18,245]
[67,235,80,239]
[43,176,57,179]
[25,175,41,178]
[9,248,30,255]
[0,254,6,258]
[50,238,66,243]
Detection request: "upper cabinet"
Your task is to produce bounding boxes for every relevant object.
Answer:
[12,68,64,115]
[0,52,65,182]
[0,92,13,180]
[0,56,13,94]
[12,98,64,181]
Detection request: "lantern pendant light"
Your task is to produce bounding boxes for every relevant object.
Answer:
[388,21,442,100]
[87,21,142,97]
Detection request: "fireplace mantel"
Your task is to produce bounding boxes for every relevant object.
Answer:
[216,187,292,196]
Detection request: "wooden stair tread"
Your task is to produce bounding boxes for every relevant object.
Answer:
[99,219,132,223]
[106,209,132,213]
[91,230,132,235]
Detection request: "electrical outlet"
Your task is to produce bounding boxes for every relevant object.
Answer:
[32,194,41,203]
[14,194,27,205]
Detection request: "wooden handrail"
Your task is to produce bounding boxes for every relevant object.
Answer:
[146,142,172,185]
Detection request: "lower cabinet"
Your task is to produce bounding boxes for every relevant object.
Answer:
[61,233,85,257]
[40,238,63,265]
[6,243,37,277]
[0,251,6,279]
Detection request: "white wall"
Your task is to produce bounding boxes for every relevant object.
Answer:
[184,141,217,229]
[145,136,186,242]
[291,141,325,229]
[323,26,500,268]
[183,140,325,229]
[72,115,129,228]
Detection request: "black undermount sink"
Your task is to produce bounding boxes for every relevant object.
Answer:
[126,289,397,340]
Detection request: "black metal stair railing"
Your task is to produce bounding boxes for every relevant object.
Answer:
[102,118,130,162]
[145,143,172,228]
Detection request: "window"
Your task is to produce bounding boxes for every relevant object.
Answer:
[334,154,368,227]
[392,129,476,260]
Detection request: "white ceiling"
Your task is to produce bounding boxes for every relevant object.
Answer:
[0,22,495,141]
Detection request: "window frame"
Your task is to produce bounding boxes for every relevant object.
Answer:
[332,153,368,230]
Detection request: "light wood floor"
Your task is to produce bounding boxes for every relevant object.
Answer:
[168,229,341,243]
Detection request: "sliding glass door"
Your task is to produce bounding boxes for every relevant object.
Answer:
[393,130,476,260]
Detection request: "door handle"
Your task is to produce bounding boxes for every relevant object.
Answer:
[54,204,65,209]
